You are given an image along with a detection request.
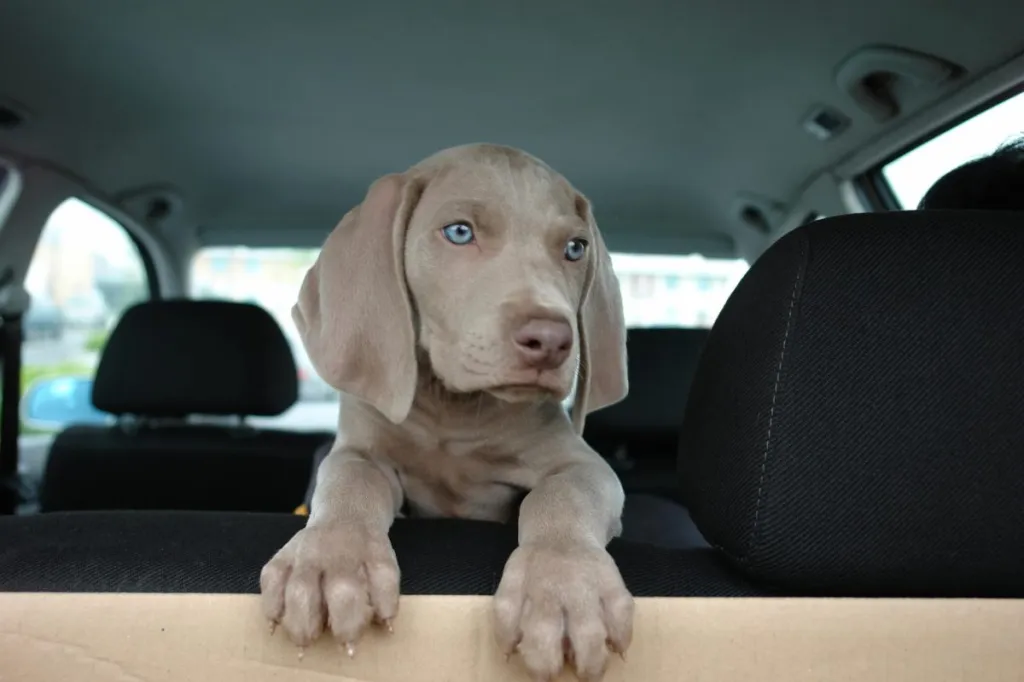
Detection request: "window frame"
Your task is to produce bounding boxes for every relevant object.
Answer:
[62,196,161,301]
[859,82,1024,211]
[14,193,163,461]
[0,160,21,232]
[118,213,161,300]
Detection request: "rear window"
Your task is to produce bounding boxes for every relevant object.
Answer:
[190,247,748,333]
[610,252,748,328]
[880,89,1024,209]
[190,247,748,429]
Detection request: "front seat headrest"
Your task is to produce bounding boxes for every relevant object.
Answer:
[92,299,298,417]
[680,210,1024,597]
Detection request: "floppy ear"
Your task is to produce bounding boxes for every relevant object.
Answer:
[292,173,423,424]
[570,194,628,433]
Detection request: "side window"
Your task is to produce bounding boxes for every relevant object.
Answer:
[880,89,1024,208]
[19,198,151,442]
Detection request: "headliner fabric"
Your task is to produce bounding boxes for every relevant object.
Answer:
[0,512,762,597]
[680,210,1024,597]
[6,0,1024,255]
[92,299,298,417]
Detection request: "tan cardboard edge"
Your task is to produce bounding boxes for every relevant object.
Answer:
[2,593,1023,681]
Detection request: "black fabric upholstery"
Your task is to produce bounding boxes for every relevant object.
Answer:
[41,298,328,513]
[585,327,708,494]
[92,299,298,417]
[40,425,328,513]
[589,328,710,436]
[680,210,1024,597]
[0,511,761,596]
[621,493,709,549]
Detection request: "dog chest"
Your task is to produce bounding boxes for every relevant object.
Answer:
[387,437,534,522]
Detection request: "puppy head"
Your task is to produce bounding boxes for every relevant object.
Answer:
[294,144,627,429]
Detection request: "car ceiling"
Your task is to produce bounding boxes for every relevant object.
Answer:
[1,0,1023,259]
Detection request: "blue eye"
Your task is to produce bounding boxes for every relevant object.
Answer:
[441,222,475,245]
[564,238,588,262]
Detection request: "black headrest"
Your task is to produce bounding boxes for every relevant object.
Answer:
[586,327,709,434]
[92,299,298,417]
[680,210,1024,597]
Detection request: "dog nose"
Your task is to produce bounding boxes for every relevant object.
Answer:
[513,318,573,369]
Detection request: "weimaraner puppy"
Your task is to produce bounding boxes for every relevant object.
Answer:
[260,143,631,681]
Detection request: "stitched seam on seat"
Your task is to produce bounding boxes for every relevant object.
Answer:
[748,240,806,558]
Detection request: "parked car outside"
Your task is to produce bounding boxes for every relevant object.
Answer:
[23,295,64,341]
[61,288,109,330]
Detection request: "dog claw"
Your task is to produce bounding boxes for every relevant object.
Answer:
[372,614,395,633]
[607,639,626,661]
[268,621,277,636]
[344,642,356,658]
[297,647,305,661]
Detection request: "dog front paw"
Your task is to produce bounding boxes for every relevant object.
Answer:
[492,541,634,681]
[260,523,400,654]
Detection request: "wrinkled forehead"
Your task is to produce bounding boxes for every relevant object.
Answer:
[413,157,584,232]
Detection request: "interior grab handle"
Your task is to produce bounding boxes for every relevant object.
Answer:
[835,45,964,122]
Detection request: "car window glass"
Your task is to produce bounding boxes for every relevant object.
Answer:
[19,198,151,475]
[190,247,749,430]
[880,90,1024,209]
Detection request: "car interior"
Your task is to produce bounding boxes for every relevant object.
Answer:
[1,0,1023,645]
